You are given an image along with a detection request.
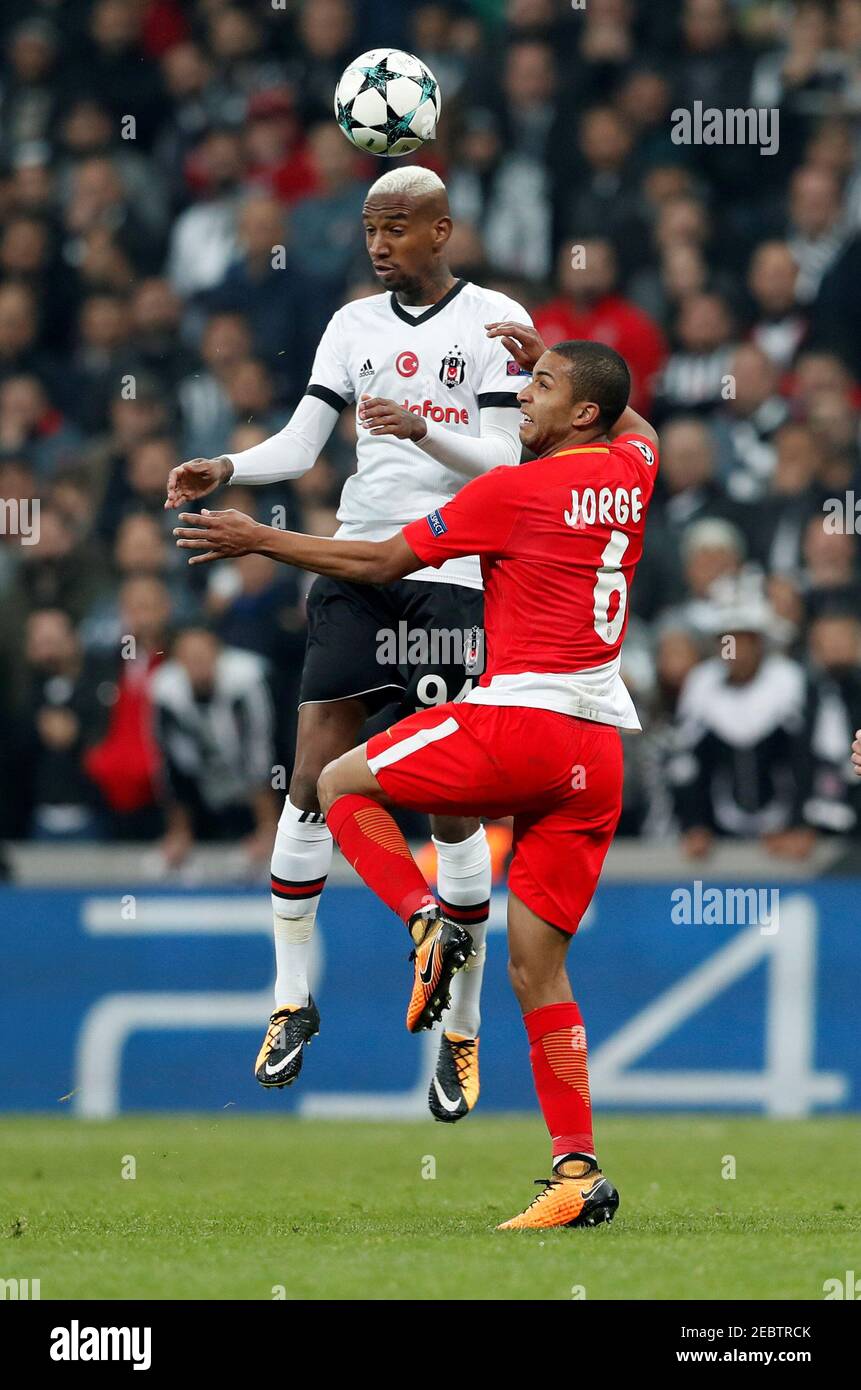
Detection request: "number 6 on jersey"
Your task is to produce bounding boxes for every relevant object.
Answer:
[593,530,630,646]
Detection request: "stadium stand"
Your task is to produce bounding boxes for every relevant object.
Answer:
[1,0,860,868]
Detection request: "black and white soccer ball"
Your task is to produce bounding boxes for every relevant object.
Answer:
[334,48,441,157]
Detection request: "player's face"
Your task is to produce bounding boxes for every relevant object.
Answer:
[517,351,600,455]
[362,198,443,294]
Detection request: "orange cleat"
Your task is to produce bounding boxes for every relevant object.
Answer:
[406,911,474,1033]
[497,1160,619,1230]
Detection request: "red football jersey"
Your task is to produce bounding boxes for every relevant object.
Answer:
[402,433,659,726]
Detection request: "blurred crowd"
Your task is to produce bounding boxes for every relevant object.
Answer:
[2,0,861,867]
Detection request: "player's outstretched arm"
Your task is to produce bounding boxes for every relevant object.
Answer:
[225,394,340,484]
[164,396,341,510]
[608,405,659,448]
[174,509,420,584]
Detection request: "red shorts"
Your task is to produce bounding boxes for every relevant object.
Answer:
[366,702,623,934]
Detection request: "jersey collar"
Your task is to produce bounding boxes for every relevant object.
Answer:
[552,445,610,457]
[389,278,467,327]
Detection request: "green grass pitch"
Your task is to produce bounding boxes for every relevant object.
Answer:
[1,1114,858,1300]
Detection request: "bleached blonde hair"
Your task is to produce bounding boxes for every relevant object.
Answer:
[366,167,447,200]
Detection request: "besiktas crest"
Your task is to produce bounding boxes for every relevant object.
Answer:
[439,347,465,389]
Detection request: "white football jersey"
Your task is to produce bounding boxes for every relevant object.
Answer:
[307,279,532,587]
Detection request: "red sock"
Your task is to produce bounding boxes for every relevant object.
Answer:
[326,793,436,924]
[524,1000,594,1159]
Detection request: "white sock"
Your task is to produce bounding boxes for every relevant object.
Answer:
[434,825,491,1039]
[271,797,333,1009]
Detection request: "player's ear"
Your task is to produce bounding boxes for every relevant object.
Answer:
[433,215,453,250]
[579,401,602,428]
[571,400,600,428]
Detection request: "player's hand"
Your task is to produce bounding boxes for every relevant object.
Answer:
[852,729,861,775]
[358,394,427,441]
[174,508,262,565]
[484,321,546,371]
[165,456,234,510]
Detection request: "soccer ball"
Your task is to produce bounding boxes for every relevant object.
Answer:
[334,48,441,157]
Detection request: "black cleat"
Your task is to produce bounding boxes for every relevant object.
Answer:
[428,1032,480,1122]
[254,998,320,1088]
[571,1176,620,1227]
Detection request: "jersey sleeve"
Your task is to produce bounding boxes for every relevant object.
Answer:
[613,432,659,472]
[475,297,534,409]
[402,467,521,568]
[305,309,354,413]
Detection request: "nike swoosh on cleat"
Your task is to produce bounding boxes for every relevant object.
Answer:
[419,936,439,986]
[264,1042,304,1074]
[582,1178,608,1200]
[431,1076,463,1113]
